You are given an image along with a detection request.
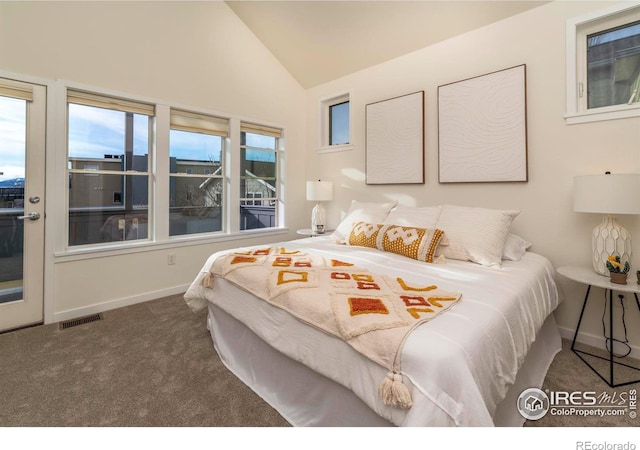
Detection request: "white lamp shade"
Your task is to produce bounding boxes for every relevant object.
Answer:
[573,174,640,214]
[306,181,333,202]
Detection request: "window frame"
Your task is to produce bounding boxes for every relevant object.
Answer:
[318,91,353,153]
[66,90,155,248]
[168,108,228,238]
[239,122,281,231]
[566,2,640,124]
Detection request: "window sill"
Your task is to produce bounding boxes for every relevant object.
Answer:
[54,228,289,262]
[565,104,640,125]
[317,143,354,154]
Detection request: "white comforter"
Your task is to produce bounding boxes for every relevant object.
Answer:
[184,236,560,426]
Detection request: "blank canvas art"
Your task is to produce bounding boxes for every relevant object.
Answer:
[438,65,527,183]
[366,91,424,185]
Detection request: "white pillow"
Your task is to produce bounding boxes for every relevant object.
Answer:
[383,204,442,229]
[332,200,397,244]
[502,233,531,261]
[434,204,519,267]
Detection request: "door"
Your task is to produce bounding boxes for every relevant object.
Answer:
[0,78,46,332]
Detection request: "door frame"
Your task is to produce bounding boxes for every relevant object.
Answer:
[0,70,56,329]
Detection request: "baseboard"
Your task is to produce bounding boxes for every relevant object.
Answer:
[558,325,640,360]
[51,284,191,324]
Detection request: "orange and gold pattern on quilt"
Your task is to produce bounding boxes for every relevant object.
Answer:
[279,247,302,255]
[348,297,389,316]
[330,271,460,325]
[277,270,309,285]
[396,277,437,292]
[330,259,354,267]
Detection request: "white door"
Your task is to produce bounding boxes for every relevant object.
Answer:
[0,78,46,332]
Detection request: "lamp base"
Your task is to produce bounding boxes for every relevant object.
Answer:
[592,216,632,276]
[311,203,326,234]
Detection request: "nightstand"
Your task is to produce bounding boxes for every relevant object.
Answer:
[557,266,640,387]
[296,228,333,237]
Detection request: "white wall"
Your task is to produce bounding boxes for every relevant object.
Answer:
[0,1,308,320]
[305,1,640,351]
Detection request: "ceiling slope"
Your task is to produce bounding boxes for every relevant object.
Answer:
[226,1,549,88]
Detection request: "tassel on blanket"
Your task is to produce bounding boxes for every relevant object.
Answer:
[379,371,413,409]
[201,272,215,289]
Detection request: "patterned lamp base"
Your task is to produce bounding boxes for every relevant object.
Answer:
[311,202,326,234]
[592,216,632,276]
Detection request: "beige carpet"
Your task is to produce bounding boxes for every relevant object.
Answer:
[0,293,638,427]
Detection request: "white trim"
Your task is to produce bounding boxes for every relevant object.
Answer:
[565,1,640,124]
[317,143,354,154]
[53,227,289,262]
[52,284,190,324]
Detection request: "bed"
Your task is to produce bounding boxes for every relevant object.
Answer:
[184,202,562,427]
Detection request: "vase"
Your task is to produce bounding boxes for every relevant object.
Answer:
[609,272,628,285]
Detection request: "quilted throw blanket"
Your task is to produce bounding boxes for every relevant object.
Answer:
[200,245,462,409]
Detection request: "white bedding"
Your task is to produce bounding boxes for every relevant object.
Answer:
[184,236,561,426]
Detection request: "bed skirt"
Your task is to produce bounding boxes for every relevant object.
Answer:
[206,303,561,427]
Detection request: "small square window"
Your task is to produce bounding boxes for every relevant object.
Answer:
[587,20,640,109]
[329,101,349,145]
[319,92,352,151]
[566,4,640,123]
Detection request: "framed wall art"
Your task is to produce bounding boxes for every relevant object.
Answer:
[438,64,527,183]
[365,91,424,185]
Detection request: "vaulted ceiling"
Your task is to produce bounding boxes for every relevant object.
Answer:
[225,1,549,88]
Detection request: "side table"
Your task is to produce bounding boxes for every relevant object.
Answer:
[296,228,333,238]
[557,266,640,388]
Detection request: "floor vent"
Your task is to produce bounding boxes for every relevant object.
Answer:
[59,313,103,330]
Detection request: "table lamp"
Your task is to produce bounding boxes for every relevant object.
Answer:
[306,180,333,234]
[573,173,640,276]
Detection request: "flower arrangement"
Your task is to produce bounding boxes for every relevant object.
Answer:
[606,255,630,274]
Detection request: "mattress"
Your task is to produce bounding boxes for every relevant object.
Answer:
[184,236,562,426]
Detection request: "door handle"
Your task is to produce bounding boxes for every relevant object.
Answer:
[17,212,40,221]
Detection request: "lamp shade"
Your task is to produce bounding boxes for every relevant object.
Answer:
[573,174,640,214]
[306,180,333,202]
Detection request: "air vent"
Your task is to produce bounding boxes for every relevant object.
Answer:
[59,313,103,330]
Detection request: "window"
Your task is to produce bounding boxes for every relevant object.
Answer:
[240,123,280,230]
[63,86,286,251]
[67,90,154,246]
[329,100,349,145]
[319,92,352,152]
[567,4,640,123]
[169,109,227,237]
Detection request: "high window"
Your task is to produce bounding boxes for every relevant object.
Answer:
[319,92,352,152]
[169,109,227,237]
[67,90,154,246]
[240,123,280,230]
[567,4,640,123]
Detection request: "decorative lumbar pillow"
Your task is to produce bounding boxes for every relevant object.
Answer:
[348,222,383,249]
[348,222,445,263]
[332,200,397,244]
[434,204,519,267]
